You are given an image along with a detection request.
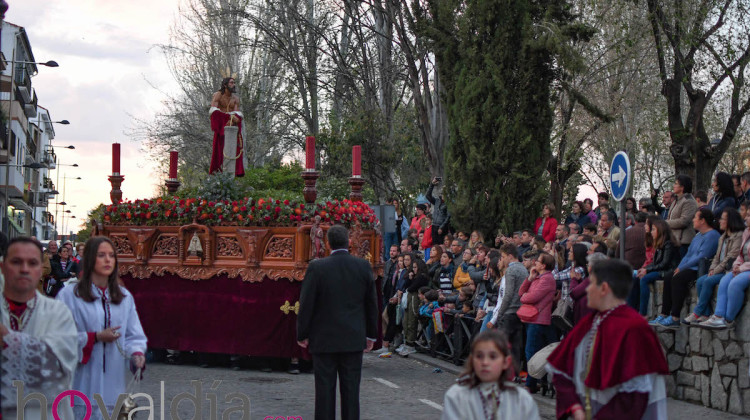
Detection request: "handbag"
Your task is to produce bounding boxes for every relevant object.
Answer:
[516,304,539,323]
[551,297,574,332]
[527,342,560,379]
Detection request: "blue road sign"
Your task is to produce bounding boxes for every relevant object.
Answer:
[610,151,631,202]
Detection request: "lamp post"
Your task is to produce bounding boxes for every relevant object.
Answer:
[53,162,78,237]
[59,175,80,238]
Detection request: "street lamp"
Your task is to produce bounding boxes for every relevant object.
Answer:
[9,59,59,68]
[53,161,79,237]
[55,173,81,237]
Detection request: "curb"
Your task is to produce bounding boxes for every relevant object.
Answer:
[408,352,462,375]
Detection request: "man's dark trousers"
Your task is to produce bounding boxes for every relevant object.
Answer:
[313,351,363,420]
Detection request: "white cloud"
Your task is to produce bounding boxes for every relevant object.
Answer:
[7,0,184,230]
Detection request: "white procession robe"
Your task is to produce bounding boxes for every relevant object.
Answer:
[441,382,541,420]
[1,291,78,420]
[56,283,147,419]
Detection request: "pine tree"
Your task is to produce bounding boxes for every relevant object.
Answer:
[420,0,579,235]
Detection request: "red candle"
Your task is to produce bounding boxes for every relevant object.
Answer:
[169,151,178,179]
[305,136,316,170]
[112,143,121,174]
[352,145,361,177]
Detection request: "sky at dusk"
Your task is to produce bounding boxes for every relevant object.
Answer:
[7,0,183,232]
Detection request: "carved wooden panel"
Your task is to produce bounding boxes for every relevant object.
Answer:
[217,236,243,257]
[265,237,293,259]
[120,264,305,282]
[153,235,178,256]
[112,235,133,255]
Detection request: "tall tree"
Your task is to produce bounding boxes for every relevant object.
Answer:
[419,0,580,234]
[645,0,750,190]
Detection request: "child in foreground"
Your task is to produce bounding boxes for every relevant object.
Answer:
[441,330,540,420]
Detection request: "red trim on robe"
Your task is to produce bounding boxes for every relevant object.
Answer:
[209,110,245,176]
[82,332,96,364]
[547,305,669,390]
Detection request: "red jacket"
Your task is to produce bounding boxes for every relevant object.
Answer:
[421,225,433,249]
[519,271,556,325]
[533,217,558,242]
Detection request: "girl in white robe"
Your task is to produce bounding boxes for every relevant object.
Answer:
[57,236,147,419]
[442,329,540,420]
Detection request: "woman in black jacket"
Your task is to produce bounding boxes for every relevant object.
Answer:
[47,246,79,297]
[636,219,679,317]
[400,258,431,356]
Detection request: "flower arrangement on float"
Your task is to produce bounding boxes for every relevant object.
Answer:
[102,197,378,229]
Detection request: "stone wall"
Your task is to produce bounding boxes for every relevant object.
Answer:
[650,281,750,415]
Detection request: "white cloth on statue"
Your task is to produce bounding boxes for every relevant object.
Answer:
[441,382,540,420]
[1,291,78,420]
[546,326,668,420]
[57,283,147,419]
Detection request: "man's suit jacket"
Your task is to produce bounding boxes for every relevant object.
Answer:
[297,250,378,354]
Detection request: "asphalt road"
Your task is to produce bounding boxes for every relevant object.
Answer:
[125,352,744,420]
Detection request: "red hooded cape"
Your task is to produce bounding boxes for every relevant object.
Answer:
[547,304,669,390]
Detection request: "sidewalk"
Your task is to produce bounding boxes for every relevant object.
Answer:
[408,352,747,419]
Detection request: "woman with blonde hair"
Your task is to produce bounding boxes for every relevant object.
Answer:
[468,230,484,250]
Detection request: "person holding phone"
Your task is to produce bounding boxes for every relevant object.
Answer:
[426,176,451,247]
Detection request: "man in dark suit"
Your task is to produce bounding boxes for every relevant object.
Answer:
[297,224,379,420]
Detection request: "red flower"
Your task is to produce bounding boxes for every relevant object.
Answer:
[283,199,290,205]
[241,206,247,212]
[274,206,281,213]
[276,199,281,205]
[264,216,271,221]
[266,205,271,211]
[250,206,255,212]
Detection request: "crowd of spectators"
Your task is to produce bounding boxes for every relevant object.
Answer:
[379,171,750,395]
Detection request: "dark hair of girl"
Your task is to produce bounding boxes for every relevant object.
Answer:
[412,258,428,276]
[571,244,589,278]
[651,219,679,249]
[458,329,513,389]
[488,257,502,279]
[722,207,746,234]
[75,236,124,304]
[644,215,660,249]
[714,172,735,201]
[626,197,637,212]
[430,245,444,262]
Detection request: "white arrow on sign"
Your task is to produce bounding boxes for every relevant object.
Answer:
[612,165,626,188]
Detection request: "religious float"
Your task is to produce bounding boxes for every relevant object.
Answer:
[93,140,382,359]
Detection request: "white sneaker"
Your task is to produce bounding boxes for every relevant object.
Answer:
[682,313,700,325]
[395,344,406,353]
[698,315,727,330]
[399,345,416,356]
[374,346,390,354]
